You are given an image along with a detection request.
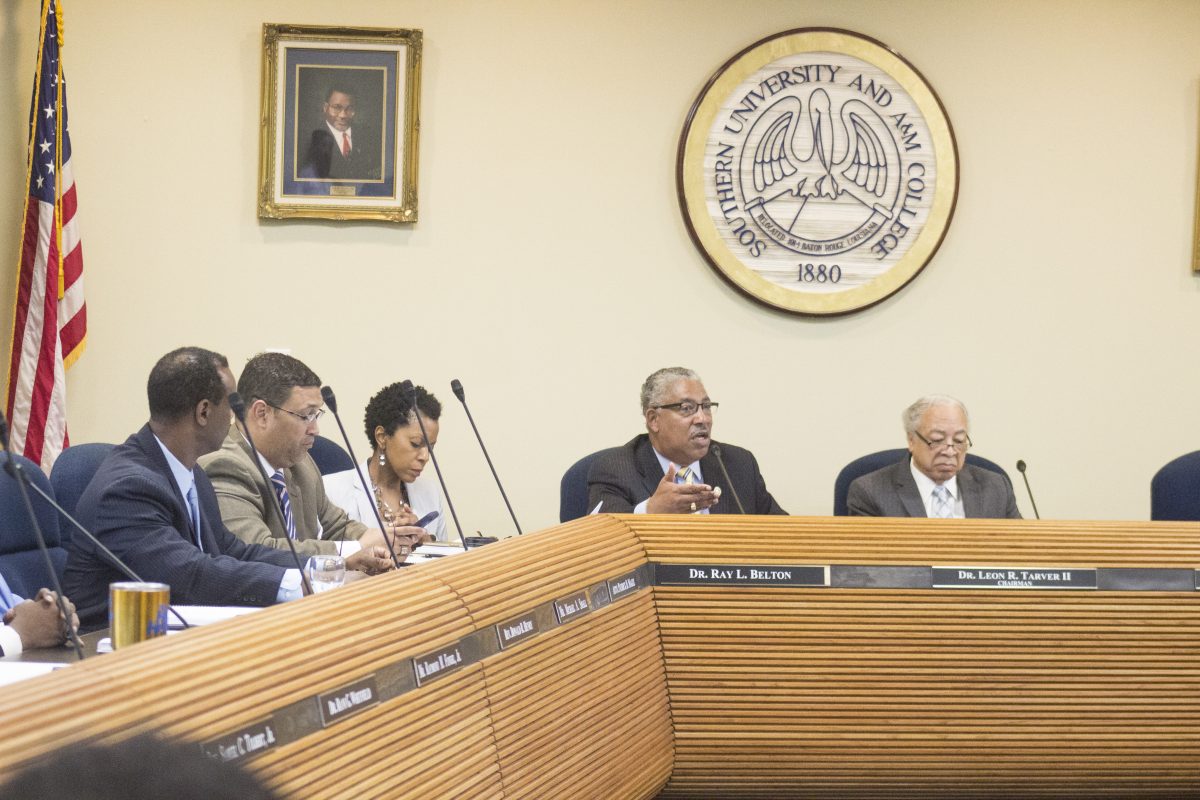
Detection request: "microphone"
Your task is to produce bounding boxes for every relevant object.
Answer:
[319,386,400,568]
[19,476,191,630]
[450,379,522,536]
[709,443,746,515]
[1015,459,1041,520]
[228,393,312,595]
[0,414,84,657]
[400,381,469,550]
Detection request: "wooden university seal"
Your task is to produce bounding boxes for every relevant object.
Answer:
[678,28,958,315]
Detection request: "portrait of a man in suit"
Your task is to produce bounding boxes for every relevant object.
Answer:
[299,81,382,181]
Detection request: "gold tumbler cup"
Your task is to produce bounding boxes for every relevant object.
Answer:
[109,582,170,649]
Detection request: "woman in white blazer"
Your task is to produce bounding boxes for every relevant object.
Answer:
[323,383,447,542]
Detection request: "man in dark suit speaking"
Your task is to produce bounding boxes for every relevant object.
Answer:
[63,348,302,630]
[300,84,380,181]
[847,394,1021,519]
[586,367,785,515]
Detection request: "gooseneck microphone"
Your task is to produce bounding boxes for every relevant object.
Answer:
[1015,459,1041,520]
[400,380,468,550]
[450,379,522,536]
[20,477,190,630]
[228,393,312,595]
[320,386,401,569]
[0,414,84,658]
[709,443,747,515]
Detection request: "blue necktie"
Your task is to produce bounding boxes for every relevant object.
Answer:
[0,572,18,614]
[271,470,297,540]
[186,483,203,552]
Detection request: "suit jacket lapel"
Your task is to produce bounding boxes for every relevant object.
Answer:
[232,430,287,536]
[634,436,665,500]
[136,426,199,546]
[701,447,730,515]
[891,460,928,518]
[958,467,980,518]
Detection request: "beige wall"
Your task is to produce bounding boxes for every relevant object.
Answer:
[1,0,1198,532]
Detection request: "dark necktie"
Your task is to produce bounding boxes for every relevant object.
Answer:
[271,470,298,539]
[186,483,203,552]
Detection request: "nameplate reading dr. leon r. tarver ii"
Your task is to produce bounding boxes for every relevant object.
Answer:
[933,567,1097,590]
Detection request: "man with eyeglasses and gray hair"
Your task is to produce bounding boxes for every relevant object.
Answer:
[586,367,785,516]
[199,352,419,575]
[847,394,1020,519]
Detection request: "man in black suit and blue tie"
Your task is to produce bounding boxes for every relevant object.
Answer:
[63,348,302,630]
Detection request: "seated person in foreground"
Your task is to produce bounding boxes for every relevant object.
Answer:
[0,732,280,800]
[64,348,304,630]
[587,367,785,515]
[0,570,77,656]
[199,352,409,569]
[847,394,1021,519]
[323,382,447,542]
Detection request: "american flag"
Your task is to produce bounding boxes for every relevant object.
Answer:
[6,0,85,470]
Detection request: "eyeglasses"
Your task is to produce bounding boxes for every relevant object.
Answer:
[326,104,355,114]
[651,401,719,417]
[913,430,972,452]
[267,402,325,425]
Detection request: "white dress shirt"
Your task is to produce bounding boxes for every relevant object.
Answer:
[910,458,965,518]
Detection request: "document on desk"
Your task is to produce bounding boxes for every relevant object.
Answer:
[407,542,467,563]
[0,661,63,687]
[169,606,265,629]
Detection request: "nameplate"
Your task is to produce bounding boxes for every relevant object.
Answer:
[608,570,641,601]
[412,643,467,687]
[656,563,828,587]
[933,566,1097,590]
[495,611,539,650]
[318,675,379,727]
[329,185,357,197]
[553,590,591,624]
[201,718,279,763]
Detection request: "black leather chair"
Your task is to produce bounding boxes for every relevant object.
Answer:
[833,448,1012,516]
[309,435,354,476]
[1150,450,1200,521]
[0,452,68,597]
[559,448,621,523]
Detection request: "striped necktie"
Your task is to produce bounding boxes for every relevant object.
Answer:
[271,470,298,540]
[676,466,695,485]
[932,484,954,518]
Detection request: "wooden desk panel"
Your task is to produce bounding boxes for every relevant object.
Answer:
[635,515,1200,798]
[1,515,1196,799]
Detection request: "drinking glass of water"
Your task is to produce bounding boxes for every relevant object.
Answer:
[305,555,346,593]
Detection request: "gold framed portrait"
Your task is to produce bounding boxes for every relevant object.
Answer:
[258,23,422,223]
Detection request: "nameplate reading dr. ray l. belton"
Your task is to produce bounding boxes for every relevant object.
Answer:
[656,564,828,587]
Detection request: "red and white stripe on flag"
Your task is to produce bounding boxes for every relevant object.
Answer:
[5,0,86,471]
